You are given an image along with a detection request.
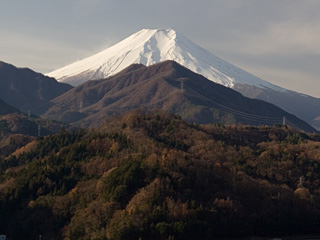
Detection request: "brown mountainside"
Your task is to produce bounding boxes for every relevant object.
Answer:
[43,61,316,132]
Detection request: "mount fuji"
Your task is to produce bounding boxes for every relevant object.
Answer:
[47,28,320,129]
[47,29,281,90]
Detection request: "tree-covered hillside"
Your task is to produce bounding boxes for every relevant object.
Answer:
[1,110,320,240]
[0,113,69,156]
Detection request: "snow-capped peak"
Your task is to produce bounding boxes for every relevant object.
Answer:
[46,28,284,92]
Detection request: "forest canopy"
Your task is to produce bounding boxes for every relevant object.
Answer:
[1,110,320,240]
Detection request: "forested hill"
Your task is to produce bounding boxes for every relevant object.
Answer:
[1,110,320,240]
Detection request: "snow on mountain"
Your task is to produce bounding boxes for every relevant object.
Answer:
[47,28,285,92]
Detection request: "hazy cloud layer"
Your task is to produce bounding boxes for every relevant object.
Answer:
[1,0,319,97]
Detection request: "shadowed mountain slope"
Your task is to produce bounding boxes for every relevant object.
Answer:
[0,61,73,115]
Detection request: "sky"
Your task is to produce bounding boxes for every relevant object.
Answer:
[1,0,320,97]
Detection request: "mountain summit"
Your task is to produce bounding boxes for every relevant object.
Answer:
[47,28,281,91]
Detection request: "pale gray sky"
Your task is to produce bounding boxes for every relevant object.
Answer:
[1,0,320,97]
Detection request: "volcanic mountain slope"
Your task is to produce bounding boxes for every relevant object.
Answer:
[47,28,320,129]
[0,61,73,115]
[43,61,316,132]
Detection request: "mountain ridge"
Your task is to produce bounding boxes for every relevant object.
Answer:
[44,61,316,132]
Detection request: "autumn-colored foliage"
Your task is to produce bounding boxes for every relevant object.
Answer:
[1,111,320,239]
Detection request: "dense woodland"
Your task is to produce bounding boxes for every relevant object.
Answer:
[1,110,320,240]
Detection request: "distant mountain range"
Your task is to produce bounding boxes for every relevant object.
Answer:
[0,59,316,132]
[1,28,319,131]
[0,61,73,115]
[43,61,316,132]
[47,28,320,130]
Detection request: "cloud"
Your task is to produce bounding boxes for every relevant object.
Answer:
[195,0,320,58]
[241,20,320,55]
